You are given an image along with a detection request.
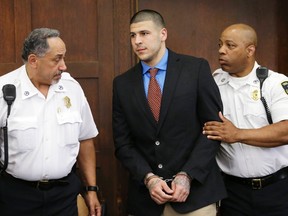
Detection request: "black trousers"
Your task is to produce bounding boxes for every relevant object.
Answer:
[220,175,288,216]
[0,171,82,216]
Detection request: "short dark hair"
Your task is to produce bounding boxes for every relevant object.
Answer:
[21,28,60,62]
[130,9,165,28]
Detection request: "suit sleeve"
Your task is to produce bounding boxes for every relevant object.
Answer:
[182,59,223,184]
[112,77,152,182]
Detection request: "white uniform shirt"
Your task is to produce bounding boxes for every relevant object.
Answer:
[214,62,288,177]
[0,65,98,181]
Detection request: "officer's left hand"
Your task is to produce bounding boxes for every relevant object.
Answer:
[203,111,240,144]
[83,191,102,216]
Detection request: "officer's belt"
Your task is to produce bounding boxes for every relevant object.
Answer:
[223,166,288,189]
[1,171,70,190]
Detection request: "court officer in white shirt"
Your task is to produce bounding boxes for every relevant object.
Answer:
[203,23,288,216]
[0,28,101,216]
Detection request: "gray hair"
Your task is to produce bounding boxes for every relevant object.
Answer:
[21,28,60,62]
[130,9,166,28]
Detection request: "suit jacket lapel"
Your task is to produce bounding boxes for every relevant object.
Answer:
[157,51,182,132]
[131,51,182,129]
[132,63,157,126]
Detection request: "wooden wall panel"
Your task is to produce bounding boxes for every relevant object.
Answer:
[112,1,138,214]
[0,0,31,73]
[138,0,279,72]
[278,0,288,75]
[30,0,99,79]
[0,0,15,63]
[31,0,98,62]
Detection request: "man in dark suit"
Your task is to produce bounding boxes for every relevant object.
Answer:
[112,9,226,216]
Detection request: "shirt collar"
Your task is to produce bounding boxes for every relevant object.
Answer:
[141,48,168,74]
[51,79,67,93]
[19,66,38,99]
[216,62,260,88]
[19,65,67,100]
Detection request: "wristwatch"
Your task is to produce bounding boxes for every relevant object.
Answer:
[83,185,99,192]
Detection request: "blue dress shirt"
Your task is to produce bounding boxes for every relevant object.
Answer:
[141,49,168,97]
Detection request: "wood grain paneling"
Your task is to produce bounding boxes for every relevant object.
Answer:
[277,0,288,75]
[0,0,287,215]
[30,0,99,70]
[138,0,279,72]
[0,0,31,71]
[0,0,15,63]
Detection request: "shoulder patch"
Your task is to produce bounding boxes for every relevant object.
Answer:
[281,81,288,95]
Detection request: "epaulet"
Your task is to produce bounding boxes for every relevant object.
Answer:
[212,68,225,77]
[60,72,79,85]
[212,68,229,85]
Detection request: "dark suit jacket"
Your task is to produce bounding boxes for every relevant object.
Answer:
[113,50,227,216]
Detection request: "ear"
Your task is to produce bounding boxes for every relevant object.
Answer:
[160,28,168,41]
[27,54,38,68]
[246,45,256,57]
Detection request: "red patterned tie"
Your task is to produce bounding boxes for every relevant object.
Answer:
[148,68,162,122]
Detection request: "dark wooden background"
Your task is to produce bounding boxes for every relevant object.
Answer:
[0,0,287,215]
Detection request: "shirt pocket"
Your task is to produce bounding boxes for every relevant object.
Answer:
[243,103,268,127]
[56,111,82,147]
[8,117,38,151]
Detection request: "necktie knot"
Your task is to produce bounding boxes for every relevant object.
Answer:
[149,68,158,78]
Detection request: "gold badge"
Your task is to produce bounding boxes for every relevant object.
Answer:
[63,96,72,108]
[251,89,259,101]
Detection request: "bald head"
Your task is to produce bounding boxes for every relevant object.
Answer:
[222,23,257,47]
[218,23,258,77]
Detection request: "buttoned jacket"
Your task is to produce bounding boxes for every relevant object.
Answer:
[113,50,226,215]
